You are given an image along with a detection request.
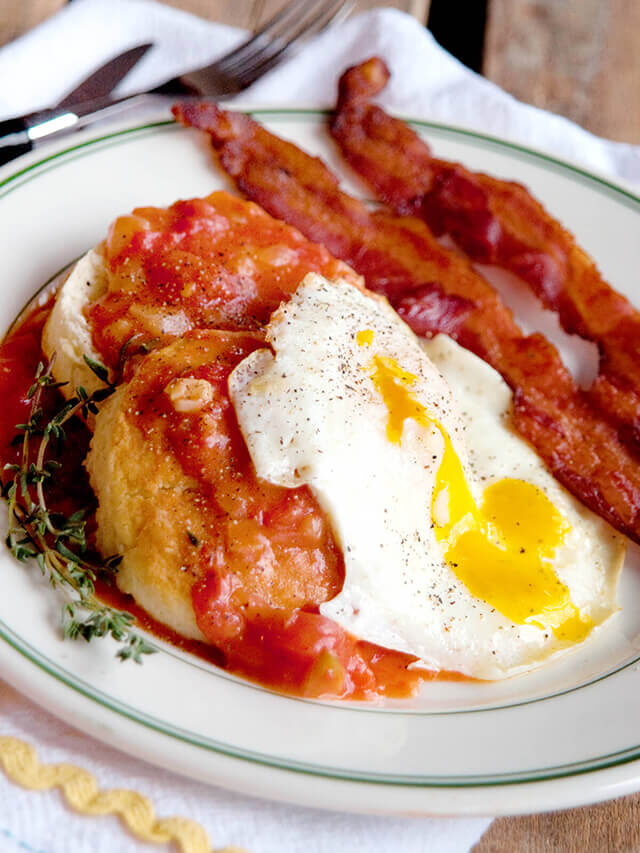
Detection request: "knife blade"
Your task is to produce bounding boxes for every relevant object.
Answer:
[0,43,153,167]
[56,43,153,109]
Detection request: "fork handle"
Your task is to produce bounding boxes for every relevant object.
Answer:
[0,117,33,167]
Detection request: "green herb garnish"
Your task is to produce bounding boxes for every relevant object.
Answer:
[3,355,154,663]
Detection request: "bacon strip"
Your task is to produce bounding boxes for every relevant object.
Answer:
[173,101,640,543]
[330,57,640,447]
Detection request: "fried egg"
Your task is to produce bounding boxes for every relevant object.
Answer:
[229,273,624,680]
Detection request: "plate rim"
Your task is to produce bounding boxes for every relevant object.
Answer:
[2,108,640,815]
[1,109,638,207]
[3,630,640,817]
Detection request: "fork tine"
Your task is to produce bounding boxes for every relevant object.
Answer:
[214,0,321,76]
[218,0,326,78]
[233,0,351,87]
[229,0,347,81]
[177,0,351,97]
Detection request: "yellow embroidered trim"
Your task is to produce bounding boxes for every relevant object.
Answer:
[0,735,249,853]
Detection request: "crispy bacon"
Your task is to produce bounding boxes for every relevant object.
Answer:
[331,57,640,446]
[173,101,640,542]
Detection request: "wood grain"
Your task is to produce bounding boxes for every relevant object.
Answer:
[484,0,640,143]
[0,0,431,48]
[473,793,640,852]
[0,0,65,47]
[160,0,432,25]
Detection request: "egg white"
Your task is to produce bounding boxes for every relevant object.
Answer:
[229,273,624,680]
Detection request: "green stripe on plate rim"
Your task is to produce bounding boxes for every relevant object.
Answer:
[3,615,640,787]
[1,111,639,209]
[2,110,640,789]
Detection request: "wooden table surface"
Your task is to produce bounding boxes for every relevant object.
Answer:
[1,1,639,851]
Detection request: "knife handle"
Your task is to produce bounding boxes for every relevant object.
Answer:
[0,117,33,166]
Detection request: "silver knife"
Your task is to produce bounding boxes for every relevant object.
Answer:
[0,43,153,166]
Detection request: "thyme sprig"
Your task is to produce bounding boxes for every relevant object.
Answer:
[3,356,155,663]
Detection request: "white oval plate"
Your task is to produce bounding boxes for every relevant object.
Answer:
[1,110,640,818]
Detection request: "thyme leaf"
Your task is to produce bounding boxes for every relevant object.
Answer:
[3,355,154,663]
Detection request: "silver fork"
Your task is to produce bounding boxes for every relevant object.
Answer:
[0,0,352,165]
[177,0,353,95]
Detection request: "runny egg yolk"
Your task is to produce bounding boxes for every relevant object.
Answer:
[362,336,592,643]
[356,328,374,346]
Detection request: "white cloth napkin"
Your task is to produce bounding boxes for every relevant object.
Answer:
[1,0,638,183]
[1,2,638,852]
[1,682,490,853]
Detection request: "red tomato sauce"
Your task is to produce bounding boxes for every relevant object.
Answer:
[0,302,443,700]
[87,191,362,369]
[126,329,437,700]
[0,190,472,700]
[0,300,95,518]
